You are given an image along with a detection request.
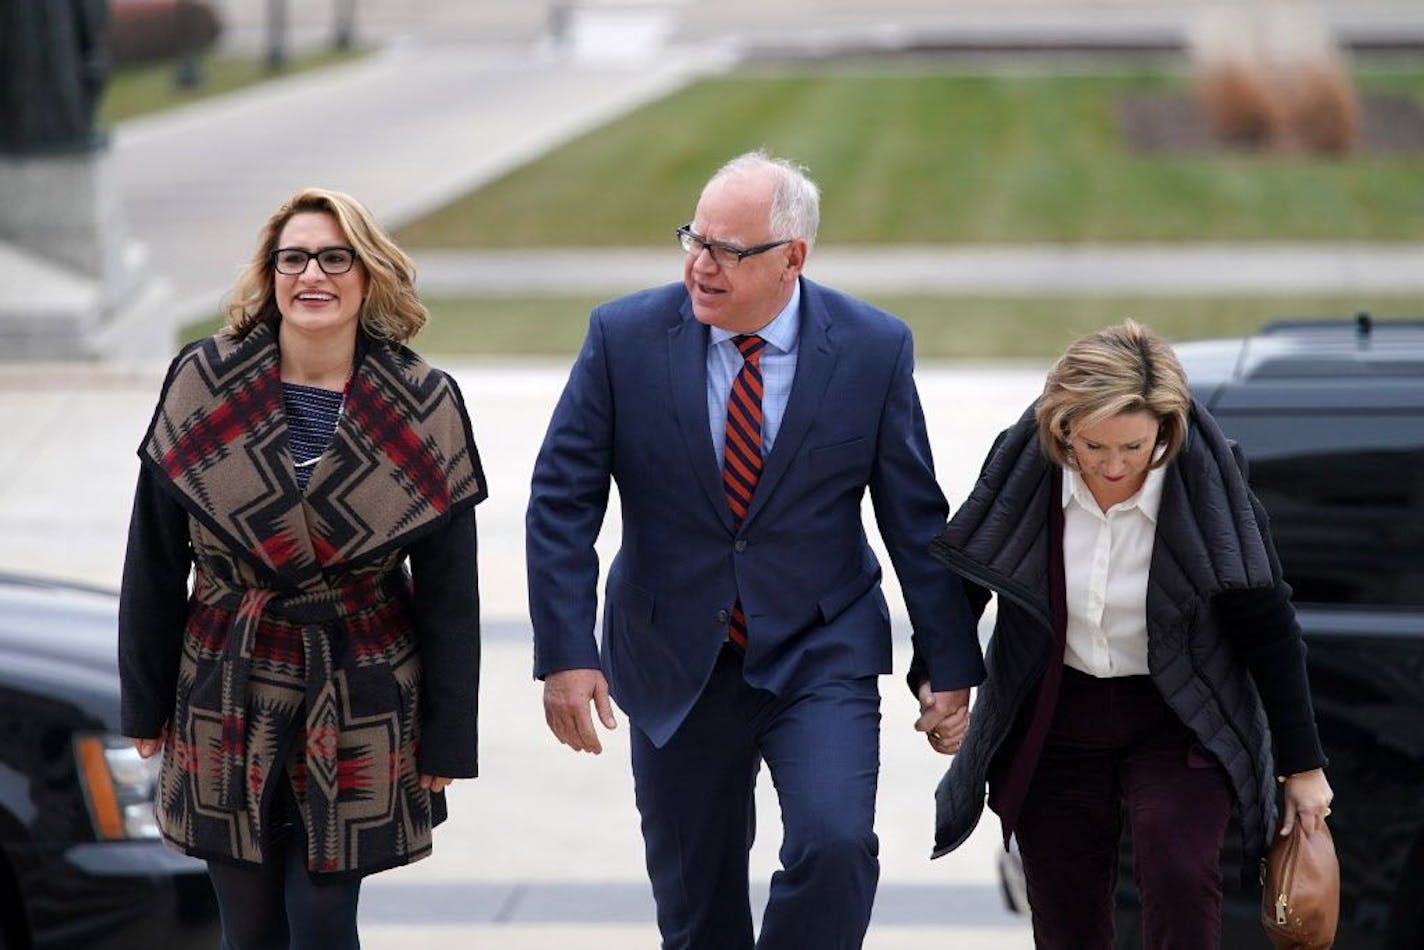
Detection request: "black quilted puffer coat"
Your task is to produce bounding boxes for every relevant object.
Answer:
[926,400,1324,874]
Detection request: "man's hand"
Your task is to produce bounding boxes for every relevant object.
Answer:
[544,668,617,754]
[914,684,971,755]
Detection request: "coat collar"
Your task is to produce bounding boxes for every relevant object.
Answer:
[932,405,1056,627]
[668,303,731,531]
[1147,403,1275,625]
[141,322,486,588]
[935,398,1275,631]
[1061,456,1166,524]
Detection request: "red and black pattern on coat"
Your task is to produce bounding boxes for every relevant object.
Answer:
[139,322,486,878]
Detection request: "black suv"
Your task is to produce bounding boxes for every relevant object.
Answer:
[0,574,220,948]
[1002,317,1424,949]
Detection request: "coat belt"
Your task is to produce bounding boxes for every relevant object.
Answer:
[193,572,406,813]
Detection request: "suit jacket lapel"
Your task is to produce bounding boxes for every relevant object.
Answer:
[668,302,735,533]
[743,281,836,528]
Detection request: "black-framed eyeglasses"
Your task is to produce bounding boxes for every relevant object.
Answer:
[676,225,792,269]
[271,246,359,276]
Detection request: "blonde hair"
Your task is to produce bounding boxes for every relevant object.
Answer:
[1035,320,1191,470]
[225,187,427,343]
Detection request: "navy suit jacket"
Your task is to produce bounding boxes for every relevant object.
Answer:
[527,277,985,747]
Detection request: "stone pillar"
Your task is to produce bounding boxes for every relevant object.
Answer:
[0,151,137,304]
[0,0,171,360]
[0,151,170,360]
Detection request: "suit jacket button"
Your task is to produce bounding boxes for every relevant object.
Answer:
[734,539,747,552]
[716,609,730,624]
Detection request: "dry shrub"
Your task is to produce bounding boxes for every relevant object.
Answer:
[1190,7,1276,145]
[1189,2,1359,155]
[1278,63,1359,153]
[1261,4,1359,154]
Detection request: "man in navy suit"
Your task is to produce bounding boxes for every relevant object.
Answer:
[526,151,985,949]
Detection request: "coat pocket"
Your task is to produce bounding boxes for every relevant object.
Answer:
[607,578,655,626]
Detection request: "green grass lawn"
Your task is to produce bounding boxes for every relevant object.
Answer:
[393,70,1424,247]
[184,294,1421,358]
[100,49,367,125]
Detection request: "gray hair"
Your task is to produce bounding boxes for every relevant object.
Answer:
[707,150,820,248]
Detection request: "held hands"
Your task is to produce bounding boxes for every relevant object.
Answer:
[1278,768,1333,837]
[915,684,971,756]
[544,668,617,754]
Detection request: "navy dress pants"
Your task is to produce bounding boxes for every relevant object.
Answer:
[631,646,882,950]
[1015,667,1234,950]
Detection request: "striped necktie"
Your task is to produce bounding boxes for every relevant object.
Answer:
[723,334,766,647]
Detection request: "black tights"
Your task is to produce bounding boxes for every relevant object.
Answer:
[207,833,361,950]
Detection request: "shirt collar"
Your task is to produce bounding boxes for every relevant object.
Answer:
[709,280,801,354]
[1061,451,1167,523]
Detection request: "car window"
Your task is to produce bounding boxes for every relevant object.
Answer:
[1212,409,1424,608]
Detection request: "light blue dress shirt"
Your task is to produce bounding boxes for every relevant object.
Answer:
[706,281,801,467]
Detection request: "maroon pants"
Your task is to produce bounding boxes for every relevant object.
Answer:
[1015,667,1233,950]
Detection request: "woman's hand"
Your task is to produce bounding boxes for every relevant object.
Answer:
[1279,768,1333,836]
[130,726,168,759]
[420,774,453,794]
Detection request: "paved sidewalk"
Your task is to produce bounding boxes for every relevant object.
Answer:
[410,243,1424,297]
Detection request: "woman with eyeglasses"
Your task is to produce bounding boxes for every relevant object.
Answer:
[118,188,486,948]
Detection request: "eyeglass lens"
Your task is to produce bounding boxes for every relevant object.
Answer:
[678,230,743,268]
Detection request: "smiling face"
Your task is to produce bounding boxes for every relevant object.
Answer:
[273,211,366,342]
[683,172,805,334]
[1068,410,1162,509]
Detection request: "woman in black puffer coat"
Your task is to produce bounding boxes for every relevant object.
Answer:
[918,321,1331,949]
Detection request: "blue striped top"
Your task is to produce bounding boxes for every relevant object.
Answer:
[283,382,343,490]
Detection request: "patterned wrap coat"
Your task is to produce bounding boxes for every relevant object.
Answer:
[118,323,486,880]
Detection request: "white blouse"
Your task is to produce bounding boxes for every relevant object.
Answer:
[1061,463,1166,678]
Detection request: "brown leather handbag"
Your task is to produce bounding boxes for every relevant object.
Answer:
[1261,820,1340,949]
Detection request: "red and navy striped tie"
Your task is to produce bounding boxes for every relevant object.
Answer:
[723,334,766,648]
